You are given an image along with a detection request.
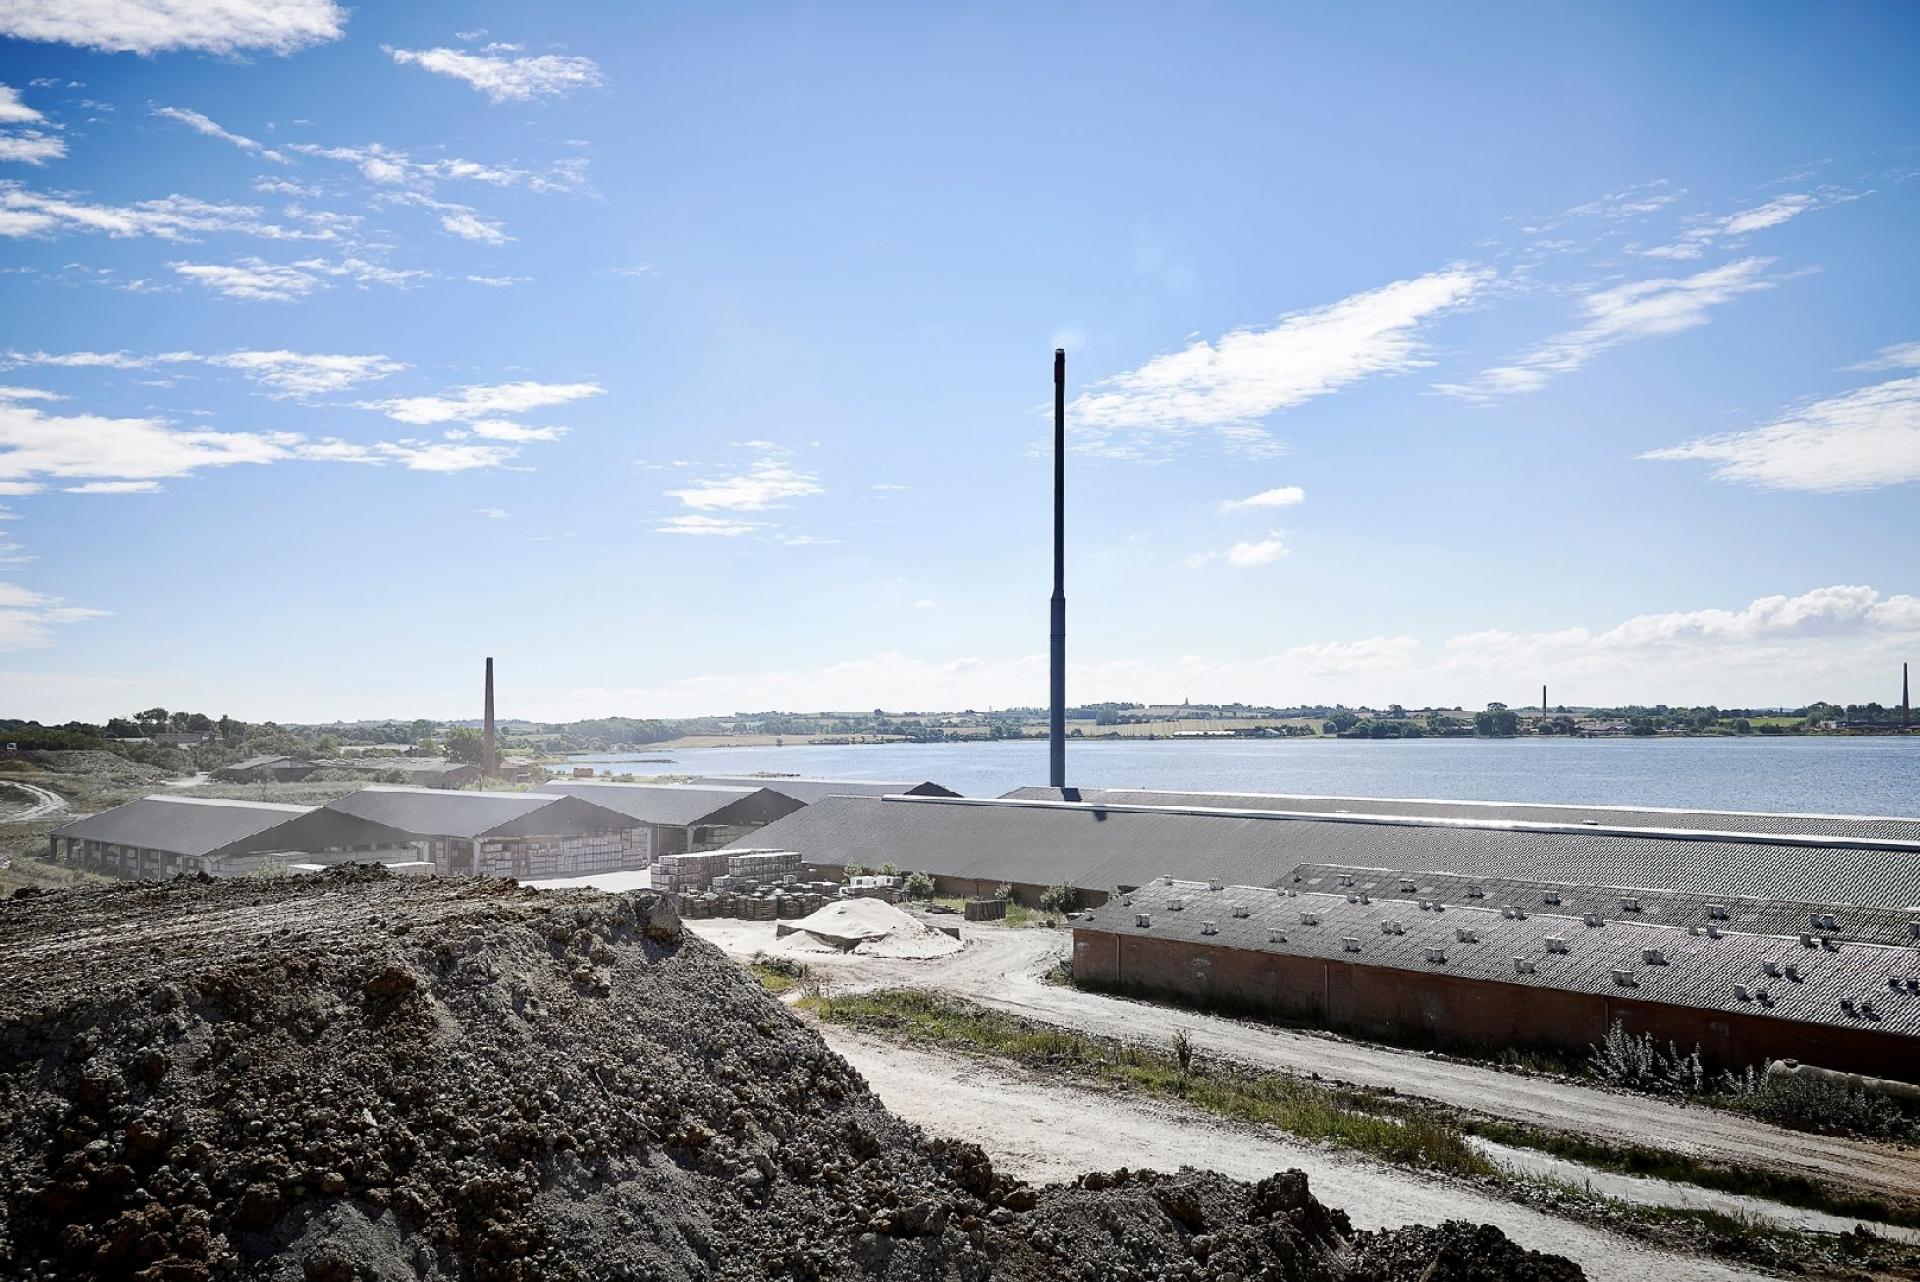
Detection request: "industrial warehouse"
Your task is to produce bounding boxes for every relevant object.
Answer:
[46,795,426,878]
[531,779,806,856]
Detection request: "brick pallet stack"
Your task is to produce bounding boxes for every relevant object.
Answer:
[653,849,735,896]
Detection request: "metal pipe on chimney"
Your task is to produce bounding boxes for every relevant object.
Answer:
[1049,348,1067,790]
[483,656,498,777]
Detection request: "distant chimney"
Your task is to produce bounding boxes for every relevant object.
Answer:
[1049,348,1067,790]
[483,656,498,776]
[1542,684,1548,715]
[1904,661,1911,730]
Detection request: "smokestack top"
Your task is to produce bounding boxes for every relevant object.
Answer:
[483,656,498,776]
[1049,348,1067,789]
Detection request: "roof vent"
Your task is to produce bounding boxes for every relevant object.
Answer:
[1545,936,1569,954]
[1159,876,1174,886]
[1611,969,1637,987]
[1502,905,1527,921]
[1134,913,1153,928]
[1268,928,1287,944]
[1840,997,1855,1014]
[1418,899,1432,911]
[1860,1000,1878,1020]
[1208,879,1224,892]
[1908,921,1920,940]
[1733,983,1752,1001]
[1346,893,1360,904]
[1230,903,1249,918]
[1542,890,1563,905]
[1706,904,1729,921]
[1168,897,1187,912]
[1456,927,1479,944]
[1424,946,1447,964]
[1820,937,1840,952]
[1342,936,1361,953]
[1380,920,1405,936]
[1337,873,1354,887]
[1642,947,1668,965]
[1514,957,1536,975]
[1465,883,1485,898]
[1799,933,1815,948]
[1300,911,1320,926]
[1620,897,1642,913]
[1400,878,1417,893]
[1783,963,1801,981]
[1433,902,1447,913]
[1762,958,1781,977]
[1584,914,1605,928]
[1687,925,1701,936]
[1811,912,1838,931]
[1359,892,1371,905]
[1201,920,1218,936]
[1121,896,1135,907]
[1706,924,1722,939]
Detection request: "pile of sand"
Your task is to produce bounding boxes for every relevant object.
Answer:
[778,897,965,959]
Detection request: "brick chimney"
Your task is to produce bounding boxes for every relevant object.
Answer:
[483,656,497,776]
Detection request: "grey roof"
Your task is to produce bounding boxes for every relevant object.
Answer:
[532,781,804,828]
[731,795,1920,910]
[1003,787,1920,845]
[52,796,415,860]
[221,755,312,773]
[1079,878,1920,1040]
[689,775,959,804]
[324,786,633,840]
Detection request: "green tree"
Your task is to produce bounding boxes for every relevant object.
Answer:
[445,726,485,764]
[902,871,935,900]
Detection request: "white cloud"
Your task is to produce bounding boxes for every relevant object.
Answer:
[1437,257,1776,399]
[0,132,66,165]
[476,507,509,520]
[1642,373,1920,493]
[1226,534,1289,567]
[1219,485,1304,512]
[0,579,105,651]
[655,514,764,537]
[65,480,161,493]
[666,455,823,511]
[1846,341,1920,373]
[152,105,289,163]
[3,347,405,398]
[439,209,508,244]
[368,381,602,426]
[168,255,431,301]
[0,84,44,125]
[0,183,351,243]
[465,419,564,442]
[0,0,347,54]
[465,274,528,288]
[1636,192,1849,261]
[1070,267,1489,459]
[385,44,604,104]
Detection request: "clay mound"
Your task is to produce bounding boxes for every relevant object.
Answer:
[779,897,963,958]
[0,867,1584,1282]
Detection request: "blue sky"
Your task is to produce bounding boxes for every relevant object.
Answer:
[0,1,1916,722]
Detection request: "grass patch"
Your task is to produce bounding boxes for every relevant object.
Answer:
[809,988,1492,1177]
[1464,1117,1920,1230]
[748,954,813,996]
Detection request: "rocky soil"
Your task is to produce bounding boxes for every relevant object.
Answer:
[0,868,1583,1281]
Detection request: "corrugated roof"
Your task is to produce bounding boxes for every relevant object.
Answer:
[55,796,311,857]
[1079,878,1920,1039]
[731,794,1920,910]
[532,780,803,828]
[324,786,630,840]
[689,775,959,803]
[1004,787,1920,845]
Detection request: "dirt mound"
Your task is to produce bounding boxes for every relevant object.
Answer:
[0,868,1583,1281]
[25,750,175,784]
[1347,1221,1587,1281]
[778,898,963,959]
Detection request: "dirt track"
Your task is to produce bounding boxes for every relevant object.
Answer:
[0,781,68,822]
[689,919,1920,1212]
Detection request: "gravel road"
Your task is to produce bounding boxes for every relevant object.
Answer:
[837,1031,1770,1282]
[689,917,1920,1212]
[0,781,68,822]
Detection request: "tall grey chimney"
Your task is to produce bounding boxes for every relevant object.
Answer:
[1049,348,1067,789]
[1904,662,1910,730]
[483,656,498,776]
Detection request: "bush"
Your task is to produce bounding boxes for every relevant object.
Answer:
[1718,1067,1918,1141]
[992,883,1014,901]
[843,864,867,880]
[1038,882,1078,914]
[902,871,935,900]
[878,862,899,877]
[1587,1020,1704,1096]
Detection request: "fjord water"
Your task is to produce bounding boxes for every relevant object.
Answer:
[567,735,1920,816]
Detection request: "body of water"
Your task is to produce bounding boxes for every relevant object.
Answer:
[562,735,1920,817]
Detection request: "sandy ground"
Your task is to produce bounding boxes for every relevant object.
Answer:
[0,782,69,822]
[687,917,1920,1214]
[835,1032,1769,1282]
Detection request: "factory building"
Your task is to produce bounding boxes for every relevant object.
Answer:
[532,781,804,859]
[49,795,420,878]
[211,755,323,783]
[1073,875,1920,1082]
[687,775,960,804]
[322,786,639,878]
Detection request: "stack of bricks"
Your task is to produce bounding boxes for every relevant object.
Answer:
[653,849,735,895]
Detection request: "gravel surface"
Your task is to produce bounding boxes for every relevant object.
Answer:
[0,868,1580,1281]
[687,917,1920,1213]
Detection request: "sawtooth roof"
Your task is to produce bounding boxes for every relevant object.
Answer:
[688,775,959,804]
[531,780,803,828]
[1078,877,1920,1040]
[731,794,1920,910]
[52,796,413,860]
[324,786,634,840]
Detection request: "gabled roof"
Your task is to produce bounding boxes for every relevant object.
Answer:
[52,795,416,860]
[1079,877,1920,1039]
[324,786,633,839]
[1001,787,1920,845]
[222,755,313,772]
[532,780,804,828]
[731,794,1920,910]
[689,775,959,804]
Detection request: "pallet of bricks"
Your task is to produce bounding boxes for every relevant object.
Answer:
[842,874,903,904]
[654,849,734,901]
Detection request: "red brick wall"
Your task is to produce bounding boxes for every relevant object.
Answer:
[1072,927,1918,1083]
